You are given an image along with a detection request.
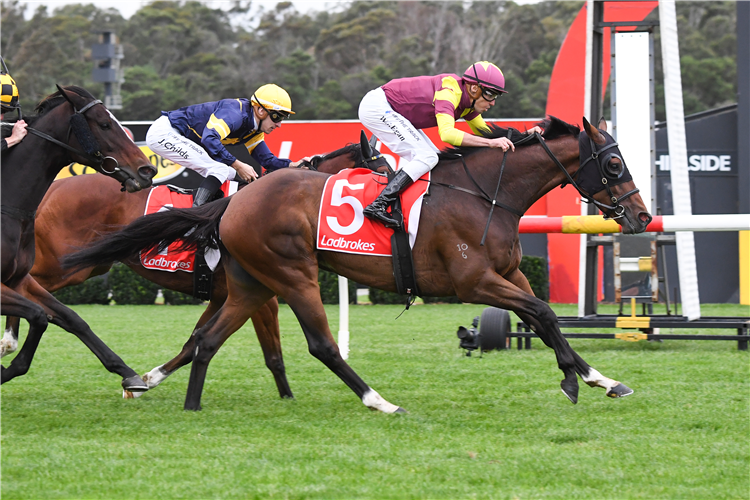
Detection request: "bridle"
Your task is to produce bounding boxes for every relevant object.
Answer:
[548,132,639,220]
[25,95,119,173]
[428,128,639,238]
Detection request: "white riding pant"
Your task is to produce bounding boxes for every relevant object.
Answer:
[358,87,440,182]
[146,115,237,183]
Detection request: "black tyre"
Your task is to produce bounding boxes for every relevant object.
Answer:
[479,307,510,351]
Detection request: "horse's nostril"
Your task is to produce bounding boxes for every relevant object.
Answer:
[640,212,653,225]
[139,165,157,180]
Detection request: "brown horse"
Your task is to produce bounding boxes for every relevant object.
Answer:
[2,136,386,399]
[1,86,156,391]
[63,116,652,411]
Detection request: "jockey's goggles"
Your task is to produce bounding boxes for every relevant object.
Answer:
[480,86,503,102]
[254,95,290,124]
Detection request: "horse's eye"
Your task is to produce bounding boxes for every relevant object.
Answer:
[100,122,111,130]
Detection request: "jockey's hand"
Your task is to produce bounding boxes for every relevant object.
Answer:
[527,125,543,136]
[232,159,259,182]
[6,120,27,148]
[290,156,313,169]
[488,136,515,152]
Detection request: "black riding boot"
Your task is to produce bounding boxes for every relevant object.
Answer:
[363,169,413,227]
[192,175,223,207]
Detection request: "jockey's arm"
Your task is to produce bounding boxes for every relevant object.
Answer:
[249,141,291,172]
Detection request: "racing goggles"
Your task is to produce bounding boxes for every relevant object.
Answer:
[254,95,290,123]
[480,86,503,102]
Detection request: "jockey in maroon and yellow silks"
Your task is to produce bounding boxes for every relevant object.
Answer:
[381,73,490,147]
[359,61,539,228]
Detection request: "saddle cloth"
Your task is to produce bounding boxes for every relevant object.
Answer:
[317,168,429,257]
[140,181,237,272]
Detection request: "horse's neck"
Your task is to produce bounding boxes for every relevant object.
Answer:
[1,110,73,212]
[502,138,580,214]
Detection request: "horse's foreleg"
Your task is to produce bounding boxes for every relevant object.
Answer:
[461,269,581,402]
[250,297,293,399]
[505,268,633,400]
[1,283,49,383]
[1,316,21,358]
[20,278,147,392]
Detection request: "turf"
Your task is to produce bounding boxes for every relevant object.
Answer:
[2,303,748,499]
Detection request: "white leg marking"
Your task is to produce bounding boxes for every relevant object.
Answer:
[123,365,171,399]
[0,327,18,358]
[581,368,618,391]
[361,389,400,414]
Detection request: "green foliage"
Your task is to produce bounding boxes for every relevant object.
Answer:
[161,289,203,305]
[108,263,159,305]
[318,269,356,304]
[368,286,407,305]
[2,303,748,499]
[519,255,550,302]
[51,275,110,305]
[0,1,737,124]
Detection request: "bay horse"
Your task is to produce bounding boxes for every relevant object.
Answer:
[63,116,653,411]
[2,136,386,399]
[1,85,157,392]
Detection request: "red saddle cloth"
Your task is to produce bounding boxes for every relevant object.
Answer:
[316,168,429,257]
[140,182,237,272]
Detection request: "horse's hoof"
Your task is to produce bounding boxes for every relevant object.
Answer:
[184,403,202,411]
[122,389,145,399]
[561,379,579,404]
[607,383,634,398]
[394,407,408,414]
[122,375,148,392]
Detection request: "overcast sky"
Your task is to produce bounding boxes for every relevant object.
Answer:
[16,0,544,21]
[16,0,344,20]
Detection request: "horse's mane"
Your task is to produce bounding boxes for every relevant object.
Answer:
[438,116,580,161]
[2,86,95,137]
[316,143,358,161]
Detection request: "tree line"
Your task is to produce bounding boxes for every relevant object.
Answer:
[0,0,739,123]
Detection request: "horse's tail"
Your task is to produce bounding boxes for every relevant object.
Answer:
[62,197,232,273]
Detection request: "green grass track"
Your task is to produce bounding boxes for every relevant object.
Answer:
[2,303,748,499]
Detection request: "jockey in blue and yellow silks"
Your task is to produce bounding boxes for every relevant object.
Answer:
[358,61,542,228]
[146,84,308,207]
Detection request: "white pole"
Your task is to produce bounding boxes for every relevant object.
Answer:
[659,0,701,320]
[338,275,349,360]
[579,0,595,318]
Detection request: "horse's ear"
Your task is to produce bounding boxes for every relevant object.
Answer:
[368,134,379,154]
[360,130,373,158]
[597,116,607,132]
[56,84,77,109]
[582,116,606,145]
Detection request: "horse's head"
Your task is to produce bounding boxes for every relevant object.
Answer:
[52,85,157,192]
[301,131,392,175]
[577,117,652,234]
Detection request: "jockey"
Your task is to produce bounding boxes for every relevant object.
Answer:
[146,84,309,207]
[358,61,542,227]
[1,57,27,151]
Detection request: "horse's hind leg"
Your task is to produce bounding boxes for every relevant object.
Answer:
[249,297,293,399]
[19,277,147,392]
[1,316,20,358]
[1,283,49,383]
[282,284,405,413]
[128,298,226,399]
